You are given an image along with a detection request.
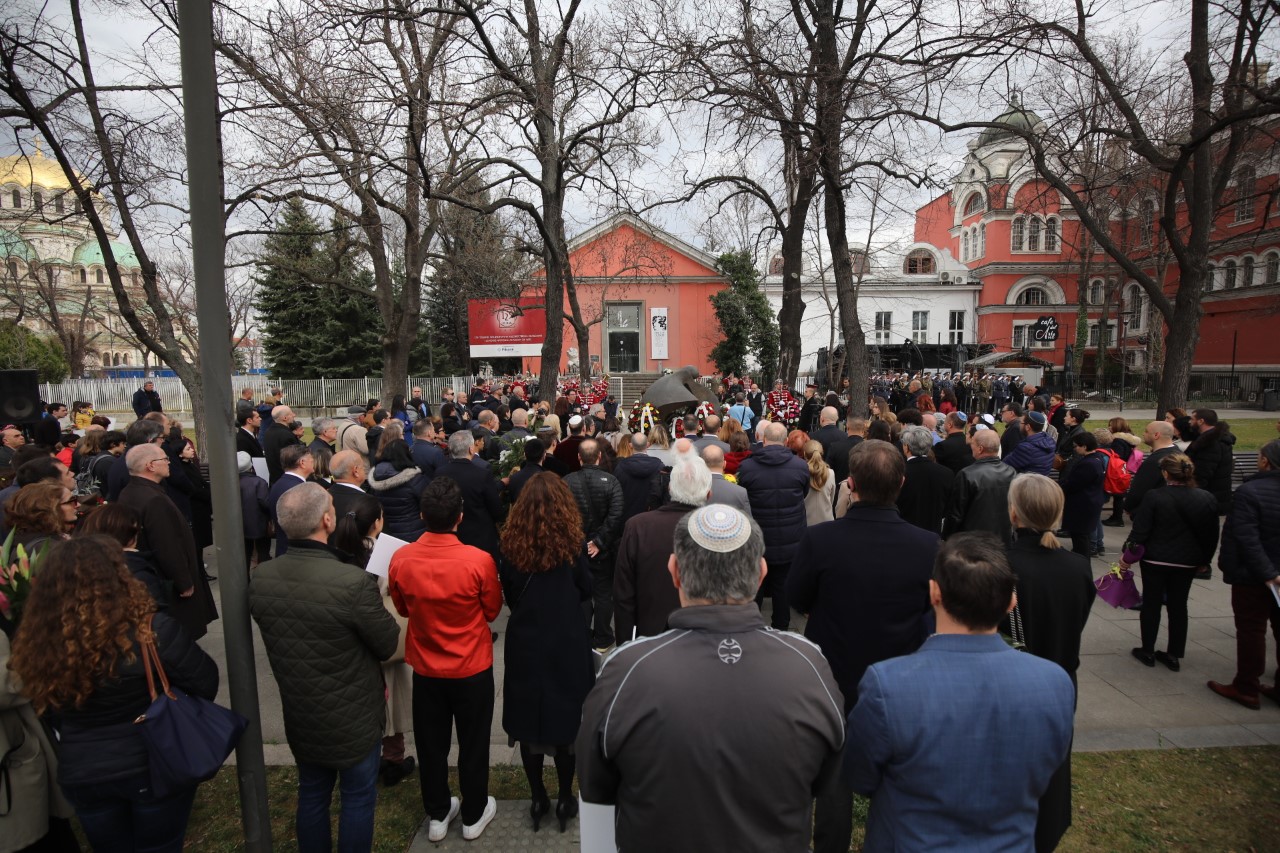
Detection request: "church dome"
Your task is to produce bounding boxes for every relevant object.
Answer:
[977,103,1043,147]
[0,150,90,191]
[0,228,39,262]
[74,238,139,270]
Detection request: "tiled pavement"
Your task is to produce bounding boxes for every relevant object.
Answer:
[200,519,1279,850]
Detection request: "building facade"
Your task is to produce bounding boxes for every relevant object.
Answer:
[1,149,145,374]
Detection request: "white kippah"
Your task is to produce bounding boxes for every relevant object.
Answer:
[687,505,751,554]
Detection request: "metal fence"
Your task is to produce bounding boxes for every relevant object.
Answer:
[1043,370,1280,408]
[38,375,477,415]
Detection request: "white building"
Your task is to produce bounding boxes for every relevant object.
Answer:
[760,245,982,374]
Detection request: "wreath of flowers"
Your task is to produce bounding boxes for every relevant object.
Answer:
[628,401,662,434]
[672,401,719,438]
[766,388,801,427]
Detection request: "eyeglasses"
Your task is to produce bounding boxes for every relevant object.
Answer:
[62,497,79,505]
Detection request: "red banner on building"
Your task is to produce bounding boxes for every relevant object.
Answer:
[468,298,546,357]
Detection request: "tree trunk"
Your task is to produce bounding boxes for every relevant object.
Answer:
[538,200,568,402]
[775,175,816,386]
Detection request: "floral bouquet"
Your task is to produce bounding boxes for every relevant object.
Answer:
[0,528,49,627]
[766,389,800,428]
[628,401,662,435]
[492,435,533,481]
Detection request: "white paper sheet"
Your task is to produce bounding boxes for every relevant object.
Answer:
[578,799,617,853]
[251,457,269,481]
[365,533,409,578]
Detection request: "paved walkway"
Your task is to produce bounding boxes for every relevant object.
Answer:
[200,519,1279,850]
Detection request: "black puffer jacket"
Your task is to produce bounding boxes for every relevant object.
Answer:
[614,453,666,524]
[736,444,810,564]
[369,462,428,541]
[1218,470,1280,585]
[53,612,218,787]
[249,541,399,768]
[1128,485,1220,566]
[565,465,624,557]
[1186,424,1236,513]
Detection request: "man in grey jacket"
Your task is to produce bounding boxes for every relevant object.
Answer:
[250,483,399,852]
[702,444,752,517]
[577,505,845,853]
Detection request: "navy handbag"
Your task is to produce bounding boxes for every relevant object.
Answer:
[133,623,248,798]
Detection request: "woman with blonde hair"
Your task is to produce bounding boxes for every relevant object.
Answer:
[801,440,835,525]
[647,422,674,467]
[1004,473,1095,853]
[9,536,218,851]
[498,473,593,833]
[615,433,635,460]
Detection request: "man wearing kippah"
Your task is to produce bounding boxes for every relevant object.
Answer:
[577,505,845,853]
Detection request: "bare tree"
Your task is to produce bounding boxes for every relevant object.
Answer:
[0,259,106,377]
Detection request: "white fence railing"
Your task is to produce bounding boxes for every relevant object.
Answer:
[38,376,476,415]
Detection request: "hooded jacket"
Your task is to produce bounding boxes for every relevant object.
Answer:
[614,453,667,524]
[1186,424,1236,512]
[369,462,428,541]
[1002,430,1056,475]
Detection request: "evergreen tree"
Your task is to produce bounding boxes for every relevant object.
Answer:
[0,321,68,381]
[711,252,779,384]
[254,199,327,377]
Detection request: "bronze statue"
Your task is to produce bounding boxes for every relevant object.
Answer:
[639,366,718,418]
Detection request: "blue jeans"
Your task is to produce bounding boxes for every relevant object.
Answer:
[295,741,381,853]
[62,771,197,853]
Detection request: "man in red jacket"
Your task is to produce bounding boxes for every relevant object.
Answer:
[389,477,503,842]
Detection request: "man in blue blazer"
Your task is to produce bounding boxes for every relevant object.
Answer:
[787,438,938,853]
[267,445,314,557]
[844,533,1075,852]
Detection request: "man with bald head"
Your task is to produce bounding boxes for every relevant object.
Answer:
[1124,420,1180,516]
[263,404,303,484]
[702,444,752,517]
[811,406,845,459]
[0,426,25,468]
[943,430,1015,541]
[118,443,217,638]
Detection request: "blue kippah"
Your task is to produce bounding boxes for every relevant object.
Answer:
[687,505,752,553]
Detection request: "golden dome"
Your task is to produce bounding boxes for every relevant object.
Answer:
[0,149,89,191]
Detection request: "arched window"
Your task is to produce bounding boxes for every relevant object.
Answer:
[1242,256,1255,287]
[979,224,986,257]
[6,261,17,280]
[1207,263,1217,290]
[1139,199,1155,246]
[54,194,64,214]
[768,255,784,275]
[1045,217,1058,252]
[130,271,140,288]
[904,249,935,275]
[1223,259,1238,290]
[1027,217,1041,252]
[113,353,121,366]
[95,269,104,284]
[850,249,870,277]
[32,192,43,212]
[122,353,130,365]
[1126,284,1144,329]
[1017,287,1048,306]
[1265,252,1279,286]
[10,190,21,208]
[961,232,970,261]
[79,268,87,283]
[1236,166,1256,222]
[1011,217,1025,251]
[964,192,984,217]
[102,353,111,367]
[1089,280,1104,305]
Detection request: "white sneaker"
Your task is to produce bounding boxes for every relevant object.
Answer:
[461,796,497,841]
[427,797,460,842]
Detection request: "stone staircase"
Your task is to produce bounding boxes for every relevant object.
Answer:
[609,372,663,404]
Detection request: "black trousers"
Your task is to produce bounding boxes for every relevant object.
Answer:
[812,759,854,853]
[755,561,791,630]
[587,555,615,648]
[1139,562,1196,658]
[413,668,494,825]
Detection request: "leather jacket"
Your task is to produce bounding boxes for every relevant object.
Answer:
[944,456,1016,541]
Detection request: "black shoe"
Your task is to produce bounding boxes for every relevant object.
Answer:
[1194,567,1212,581]
[381,756,415,786]
[1093,547,1106,557]
[1155,651,1181,672]
[556,798,578,833]
[1131,647,1156,667]
[1102,517,1126,527]
[1126,597,1144,611]
[530,794,551,832]
[203,572,217,582]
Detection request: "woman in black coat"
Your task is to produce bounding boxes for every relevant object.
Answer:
[1005,473,1096,853]
[1123,452,1221,672]
[367,438,428,541]
[1059,431,1107,557]
[497,472,593,834]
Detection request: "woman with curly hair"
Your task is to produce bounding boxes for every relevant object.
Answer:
[9,536,218,851]
[498,473,593,834]
[5,481,78,552]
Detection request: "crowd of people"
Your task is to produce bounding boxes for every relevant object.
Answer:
[1,374,1277,853]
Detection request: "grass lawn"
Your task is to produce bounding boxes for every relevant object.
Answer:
[155,747,1279,851]
[1084,417,1278,452]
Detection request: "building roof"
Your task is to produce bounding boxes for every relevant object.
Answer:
[978,103,1044,148]
[0,228,38,262]
[0,150,89,192]
[73,238,140,270]
[567,212,723,272]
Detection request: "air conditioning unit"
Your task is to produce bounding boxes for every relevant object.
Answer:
[954,277,964,285]
[940,272,951,282]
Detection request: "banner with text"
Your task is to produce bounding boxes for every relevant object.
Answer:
[468,298,546,357]
[650,307,669,360]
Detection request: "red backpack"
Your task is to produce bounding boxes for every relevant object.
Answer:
[1100,449,1132,495]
